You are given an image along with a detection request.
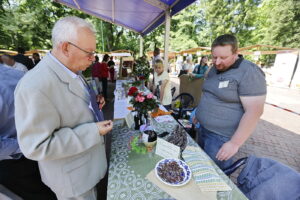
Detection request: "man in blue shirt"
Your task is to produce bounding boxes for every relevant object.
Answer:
[0,64,56,199]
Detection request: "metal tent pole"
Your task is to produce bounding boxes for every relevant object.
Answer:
[164,9,171,71]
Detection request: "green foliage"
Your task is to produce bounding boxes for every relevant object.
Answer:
[1,0,299,59]
[132,56,151,80]
[0,0,88,50]
[200,0,262,47]
[128,87,159,115]
[257,0,300,48]
[130,136,147,154]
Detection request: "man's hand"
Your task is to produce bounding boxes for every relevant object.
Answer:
[96,95,105,110]
[96,120,113,136]
[216,141,240,161]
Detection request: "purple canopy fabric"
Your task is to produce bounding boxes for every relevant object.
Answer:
[54,0,196,36]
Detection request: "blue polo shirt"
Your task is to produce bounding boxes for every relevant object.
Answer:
[195,57,266,138]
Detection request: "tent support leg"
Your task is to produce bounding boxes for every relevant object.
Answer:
[164,9,171,72]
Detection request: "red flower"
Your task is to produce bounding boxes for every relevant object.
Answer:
[128,86,138,96]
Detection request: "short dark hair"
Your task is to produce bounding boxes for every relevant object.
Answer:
[95,55,99,62]
[211,34,238,53]
[17,47,25,54]
[154,48,160,54]
[102,54,109,62]
[33,53,40,58]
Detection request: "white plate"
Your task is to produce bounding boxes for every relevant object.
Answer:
[155,158,192,187]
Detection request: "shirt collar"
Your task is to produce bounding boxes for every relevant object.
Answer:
[48,52,79,79]
[216,54,244,74]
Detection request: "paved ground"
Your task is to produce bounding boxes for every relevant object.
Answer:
[169,74,300,183]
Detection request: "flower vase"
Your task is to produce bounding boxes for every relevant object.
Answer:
[140,80,145,91]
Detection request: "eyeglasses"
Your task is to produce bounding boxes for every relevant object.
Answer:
[68,42,96,58]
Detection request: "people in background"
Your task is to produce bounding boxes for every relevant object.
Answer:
[189,56,209,79]
[194,34,266,170]
[152,47,161,68]
[175,56,183,75]
[1,55,28,73]
[14,16,113,200]
[153,59,172,110]
[178,56,193,77]
[91,55,102,95]
[99,54,109,99]
[32,52,41,66]
[13,47,34,70]
[0,64,56,200]
[107,56,115,82]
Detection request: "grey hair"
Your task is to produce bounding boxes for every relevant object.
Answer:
[51,16,96,48]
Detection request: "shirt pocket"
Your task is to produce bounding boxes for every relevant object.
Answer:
[217,77,239,102]
[218,77,238,90]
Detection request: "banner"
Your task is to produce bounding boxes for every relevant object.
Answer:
[291,51,300,88]
[271,52,298,87]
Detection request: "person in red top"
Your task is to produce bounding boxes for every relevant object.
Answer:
[99,54,109,99]
[91,55,102,94]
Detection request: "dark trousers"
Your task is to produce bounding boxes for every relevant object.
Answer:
[101,77,108,99]
[0,156,56,200]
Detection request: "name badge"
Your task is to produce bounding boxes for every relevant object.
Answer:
[219,80,229,88]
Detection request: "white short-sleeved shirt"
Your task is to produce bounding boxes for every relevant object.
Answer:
[11,62,28,73]
[154,71,172,105]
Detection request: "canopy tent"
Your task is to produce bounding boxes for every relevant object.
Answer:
[177,44,298,56]
[0,49,17,55]
[146,49,178,59]
[54,0,196,71]
[238,44,298,55]
[54,0,196,36]
[179,47,211,55]
[24,49,49,56]
[100,49,133,57]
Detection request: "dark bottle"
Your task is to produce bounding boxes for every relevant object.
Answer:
[134,114,140,130]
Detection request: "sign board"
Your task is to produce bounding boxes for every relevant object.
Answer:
[271,53,298,87]
[155,138,180,159]
[291,52,300,88]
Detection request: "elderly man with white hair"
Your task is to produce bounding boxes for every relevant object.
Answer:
[14,16,113,200]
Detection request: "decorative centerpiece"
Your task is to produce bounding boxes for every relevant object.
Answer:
[127,86,159,130]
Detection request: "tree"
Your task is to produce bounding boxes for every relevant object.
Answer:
[0,0,89,50]
[200,0,262,47]
[257,0,300,48]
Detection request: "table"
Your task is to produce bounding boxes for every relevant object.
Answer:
[107,119,248,200]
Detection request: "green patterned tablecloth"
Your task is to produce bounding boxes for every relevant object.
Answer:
[107,119,248,200]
